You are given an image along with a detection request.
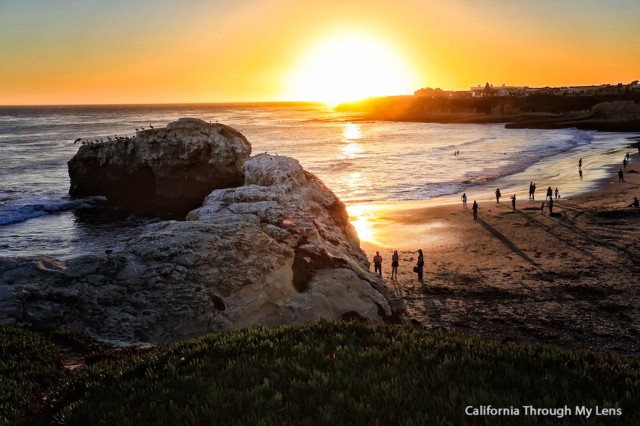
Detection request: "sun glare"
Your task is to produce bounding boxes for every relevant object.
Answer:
[286,32,419,105]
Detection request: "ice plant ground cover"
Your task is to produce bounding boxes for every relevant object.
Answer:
[1,320,639,425]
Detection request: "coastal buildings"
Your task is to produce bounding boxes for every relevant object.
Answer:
[414,80,640,98]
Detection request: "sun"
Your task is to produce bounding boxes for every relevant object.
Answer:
[285,32,419,105]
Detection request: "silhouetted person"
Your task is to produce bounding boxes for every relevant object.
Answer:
[623,158,628,169]
[618,169,624,182]
[511,194,516,211]
[626,152,631,161]
[472,200,478,220]
[628,197,639,208]
[579,167,583,177]
[579,158,582,168]
[548,198,554,215]
[416,249,424,281]
[461,193,467,209]
[540,202,545,215]
[495,188,501,203]
[528,182,534,201]
[531,182,536,200]
[546,186,553,200]
[373,251,382,276]
[391,250,399,279]
[554,187,560,200]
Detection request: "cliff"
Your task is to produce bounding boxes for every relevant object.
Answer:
[338,96,640,131]
[1,120,403,345]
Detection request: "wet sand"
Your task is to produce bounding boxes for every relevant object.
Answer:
[359,155,640,357]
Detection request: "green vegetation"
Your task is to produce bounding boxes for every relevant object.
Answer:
[2,321,640,425]
[0,325,59,425]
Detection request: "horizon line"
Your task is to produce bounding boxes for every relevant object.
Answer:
[0,100,335,108]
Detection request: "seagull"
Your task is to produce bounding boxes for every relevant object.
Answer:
[149,124,154,129]
[74,138,82,144]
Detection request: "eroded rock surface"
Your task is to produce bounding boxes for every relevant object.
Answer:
[68,118,251,213]
[1,153,402,345]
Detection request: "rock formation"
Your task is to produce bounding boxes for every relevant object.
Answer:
[1,142,402,345]
[68,118,251,213]
[506,101,640,131]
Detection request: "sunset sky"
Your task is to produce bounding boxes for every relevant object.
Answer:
[1,0,639,105]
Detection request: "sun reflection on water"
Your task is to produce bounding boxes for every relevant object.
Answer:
[340,123,364,159]
[343,123,362,140]
[347,204,381,245]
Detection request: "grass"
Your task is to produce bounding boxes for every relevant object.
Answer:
[2,320,640,425]
[0,325,59,425]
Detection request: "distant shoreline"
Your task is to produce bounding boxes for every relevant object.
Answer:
[338,95,640,132]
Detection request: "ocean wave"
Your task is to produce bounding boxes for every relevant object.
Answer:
[0,197,101,226]
[436,136,497,153]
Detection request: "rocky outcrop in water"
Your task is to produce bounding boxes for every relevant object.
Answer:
[1,150,401,345]
[68,118,251,213]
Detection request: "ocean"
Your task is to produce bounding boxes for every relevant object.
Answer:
[0,103,636,259]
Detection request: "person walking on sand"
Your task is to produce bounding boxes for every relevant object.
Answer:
[373,251,382,276]
[495,188,501,203]
[554,187,560,200]
[472,200,478,220]
[461,193,467,209]
[391,250,399,279]
[510,194,516,211]
[415,249,424,282]
[618,169,625,182]
[546,186,553,200]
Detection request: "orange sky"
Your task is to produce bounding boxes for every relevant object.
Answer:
[1,0,639,105]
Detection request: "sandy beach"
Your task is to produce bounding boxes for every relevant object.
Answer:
[358,152,640,357]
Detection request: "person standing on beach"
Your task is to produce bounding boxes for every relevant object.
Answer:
[461,193,467,209]
[511,194,516,211]
[532,182,536,201]
[626,152,631,162]
[618,169,625,182]
[579,158,582,168]
[554,188,560,200]
[416,249,424,282]
[391,250,399,279]
[528,182,533,201]
[546,186,553,200]
[495,188,501,203]
[472,200,478,220]
[373,251,382,276]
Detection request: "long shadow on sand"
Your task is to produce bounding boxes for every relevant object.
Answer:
[475,217,541,268]
[515,206,611,260]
